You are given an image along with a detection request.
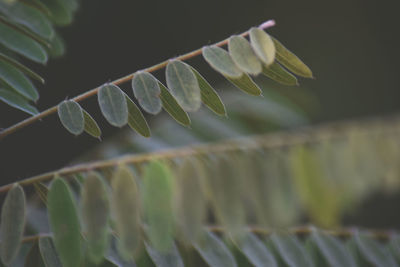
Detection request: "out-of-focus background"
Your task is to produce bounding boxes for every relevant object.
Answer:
[1,0,399,228]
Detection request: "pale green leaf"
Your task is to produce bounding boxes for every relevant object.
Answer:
[166,60,201,112]
[57,100,84,135]
[0,88,38,115]
[145,242,184,267]
[82,172,111,264]
[24,241,44,267]
[111,166,142,260]
[0,52,44,84]
[390,234,400,263]
[33,182,48,204]
[194,231,237,267]
[124,93,151,137]
[158,82,191,126]
[83,109,102,139]
[228,35,262,75]
[238,232,277,267]
[249,27,275,65]
[132,71,162,114]
[47,177,82,267]
[0,60,38,101]
[47,33,65,58]
[0,184,26,265]
[272,36,313,78]
[190,67,226,116]
[226,73,262,96]
[202,45,243,78]
[40,0,73,26]
[98,84,128,127]
[262,62,298,86]
[39,237,62,267]
[143,161,175,252]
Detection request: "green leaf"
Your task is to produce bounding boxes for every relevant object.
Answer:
[249,27,275,65]
[33,182,48,204]
[228,35,262,75]
[158,82,191,126]
[40,0,73,26]
[237,232,277,267]
[143,161,175,252]
[190,67,226,116]
[0,60,38,101]
[309,228,357,267]
[202,45,243,78]
[124,93,151,137]
[166,60,201,112]
[194,231,237,267]
[0,88,38,115]
[0,52,44,84]
[47,177,82,267]
[24,241,44,267]
[0,18,47,63]
[82,172,111,264]
[0,184,26,265]
[47,33,65,58]
[262,62,298,86]
[269,232,314,267]
[354,232,398,267]
[38,237,62,267]
[111,165,142,260]
[272,36,313,78]
[83,109,102,139]
[0,1,54,39]
[226,73,262,96]
[145,242,184,267]
[57,100,85,135]
[390,234,400,263]
[98,84,128,127]
[132,71,162,114]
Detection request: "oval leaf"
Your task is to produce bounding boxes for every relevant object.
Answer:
[238,232,277,267]
[166,60,201,112]
[202,45,243,78]
[194,231,237,267]
[0,184,26,265]
[226,73,262,96]
[0,88,39,115]
[143,161,175,252]
[25,240,45,267]
[190,67,226,116]
[249,27,275,65]
[262,62,298,86]
[124,93,151,137]
[98,84,128,127]
[82,110,102,139]
[57,100,84,135]
[272,36,313,78]
[82,172,111,264]
[47,177,82,267]
[39,237,62,267]
[132,71,162,114]
[158,82,191,126]
[228,35,262,75]
[145,242,184,267]
[0,52,44,84]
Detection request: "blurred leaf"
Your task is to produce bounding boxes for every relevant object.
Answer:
[57,100,84,135]
[0,88,38,115]
[226,73,262,96]
[0,52,44,84]
[47,33,65,58]
[82,172,110,264]
[262,62,298,86]
[132,71,162,115]
[40,0,73,26]
[124,93,151,137]
[190,67,226,116]
[390,234,400,263]
[0,60,38,101]
[83,109,102,139]
[158,82,191,126]
[33,182,48,204]
[166,60,201,112]
[237,232,277,267]
[228,35,262,75]
[111,165,142,260]
[194,231,237,267]
[38,237,62,267]
[24,241,44,267]
[0,184,26,265]
[143,161,175,252]
[202,45,243,78]
[145,242,184,267]
[249,27,275,65]
[98,84,128,127]
[271,36,313,78]
[47,177,82,267]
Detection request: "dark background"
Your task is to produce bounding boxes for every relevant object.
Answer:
[0,0,399,227]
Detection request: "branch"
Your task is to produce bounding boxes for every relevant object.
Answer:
[0,20,276,140]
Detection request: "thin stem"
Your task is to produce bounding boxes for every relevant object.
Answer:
[0,20,276,140]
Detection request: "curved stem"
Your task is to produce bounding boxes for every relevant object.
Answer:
[0,20,276,140]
